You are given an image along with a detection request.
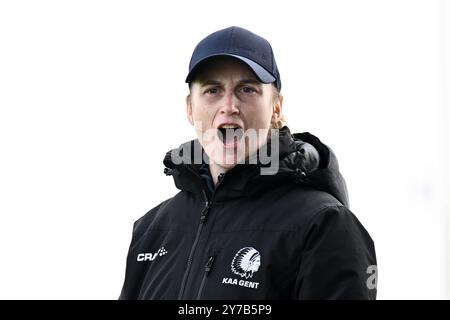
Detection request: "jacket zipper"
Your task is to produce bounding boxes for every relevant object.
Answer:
[177,190,212,300]
[176,164,225,300]
[196,256,215,300]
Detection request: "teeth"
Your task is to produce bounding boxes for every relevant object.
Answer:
[219,124,239,129]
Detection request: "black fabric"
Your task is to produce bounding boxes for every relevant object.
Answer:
[119,127,376,300]
[198,164,215,195]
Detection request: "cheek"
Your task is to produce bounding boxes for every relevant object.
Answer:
[192,103,216,122]
[244,105,273,129]
[191,105,217,141]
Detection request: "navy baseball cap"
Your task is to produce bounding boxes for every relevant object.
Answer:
[185,26,281,90]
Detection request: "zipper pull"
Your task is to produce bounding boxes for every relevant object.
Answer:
[205,256,215,274]
[200,201,210,223]
[196,256,215,300]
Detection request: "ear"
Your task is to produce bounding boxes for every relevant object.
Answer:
[186,94,194,125]
[272,93,283,123]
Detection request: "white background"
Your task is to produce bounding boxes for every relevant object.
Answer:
[0,0,449,299]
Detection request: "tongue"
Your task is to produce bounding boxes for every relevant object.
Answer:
[223,128,236,145]
[221,128,243,145]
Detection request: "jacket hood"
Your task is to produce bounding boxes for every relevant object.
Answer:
[163,126,349,207]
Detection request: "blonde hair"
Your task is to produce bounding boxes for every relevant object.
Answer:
[271,114,288,129]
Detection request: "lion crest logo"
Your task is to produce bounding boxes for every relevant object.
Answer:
[231,247,261,279]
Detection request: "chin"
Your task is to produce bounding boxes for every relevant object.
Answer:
[216,162,237,170]
[212,153,238,168]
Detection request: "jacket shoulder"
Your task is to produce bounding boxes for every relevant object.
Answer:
[279,185,346,224]
[132,196,175,239]
[131,189,198,238]
[293,186,344,211]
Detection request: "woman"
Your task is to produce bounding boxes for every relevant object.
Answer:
[119,26,377,300]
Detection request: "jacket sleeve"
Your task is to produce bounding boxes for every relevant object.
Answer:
[118,199,171,300]
[295,205,377,300]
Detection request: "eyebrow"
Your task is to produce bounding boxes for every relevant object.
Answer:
[199,78,262,87]
[238,79,262,86]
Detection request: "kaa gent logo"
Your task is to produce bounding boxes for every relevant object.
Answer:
[137,246,167,262]
[222,247,261,289]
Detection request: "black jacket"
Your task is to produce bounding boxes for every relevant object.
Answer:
[119,127,377,300]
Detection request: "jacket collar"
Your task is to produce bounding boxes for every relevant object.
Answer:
[163,126,349,206]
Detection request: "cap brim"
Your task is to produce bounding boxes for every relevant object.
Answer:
[185,53,276,84]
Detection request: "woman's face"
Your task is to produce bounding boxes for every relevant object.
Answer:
[187,57,282,170]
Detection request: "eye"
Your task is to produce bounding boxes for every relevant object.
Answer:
[204,87,220,95]
[240,86,257,94]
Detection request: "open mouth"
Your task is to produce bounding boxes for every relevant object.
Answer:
[217,124,244,147]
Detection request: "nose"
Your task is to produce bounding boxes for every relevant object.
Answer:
[219,90,239,115]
